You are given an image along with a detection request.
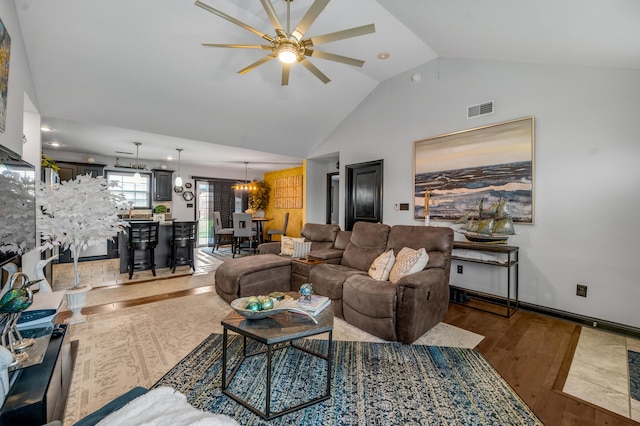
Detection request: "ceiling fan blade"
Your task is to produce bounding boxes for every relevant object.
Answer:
[238,55,276,74]
[281,63,291,86]
[304,23,375,47]
[305,50,365,67]
[299,58,330,84]
[291,0,330,41]
[202,44,272,50]
[195,0,275,43]
[260,0,284,34]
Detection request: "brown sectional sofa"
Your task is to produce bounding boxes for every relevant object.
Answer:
[214,221,453,344]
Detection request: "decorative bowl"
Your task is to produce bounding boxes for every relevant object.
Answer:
[230,295,293,320]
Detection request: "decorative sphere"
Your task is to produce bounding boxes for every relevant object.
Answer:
[247,296,260,305]
[260,298,274,310]
[300,283,312,296]
[247,302,260,312]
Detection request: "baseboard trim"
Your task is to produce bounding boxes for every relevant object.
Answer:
[518,301,640,340]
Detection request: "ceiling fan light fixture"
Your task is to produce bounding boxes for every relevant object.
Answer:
[278,42,298,64]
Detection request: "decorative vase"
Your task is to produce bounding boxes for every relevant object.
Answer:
[34,254,59,293]
[65,285,92,324]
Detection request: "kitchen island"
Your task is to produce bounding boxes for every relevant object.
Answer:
[117,221,175,274]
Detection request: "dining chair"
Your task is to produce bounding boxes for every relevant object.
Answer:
[267,212,289,242]
[232,213,257,258]
[213,211,234,250]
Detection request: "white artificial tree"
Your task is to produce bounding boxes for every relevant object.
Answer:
[37,174,131,289]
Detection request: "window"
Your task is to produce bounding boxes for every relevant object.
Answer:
[106,171,151,208]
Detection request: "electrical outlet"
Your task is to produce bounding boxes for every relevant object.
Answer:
[457,265,463,274]
[576,284,587,297]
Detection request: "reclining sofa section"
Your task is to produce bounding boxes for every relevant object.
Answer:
[310,222,454,344]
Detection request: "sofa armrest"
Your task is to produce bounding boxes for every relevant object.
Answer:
[395,268,449,344]
[258,242,281,255]
[308,248,344,264]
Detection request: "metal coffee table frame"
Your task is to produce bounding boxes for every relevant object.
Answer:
[221,304,333,420]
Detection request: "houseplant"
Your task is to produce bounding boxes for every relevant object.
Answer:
[37,174,130,323]
[248,180,270,212]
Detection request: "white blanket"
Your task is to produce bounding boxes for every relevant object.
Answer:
[96,387,239,426]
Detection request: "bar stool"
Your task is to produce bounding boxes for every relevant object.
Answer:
[127,221,160,279]
[170,221,197,273]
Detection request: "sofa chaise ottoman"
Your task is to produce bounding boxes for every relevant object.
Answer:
[214,223,347,301]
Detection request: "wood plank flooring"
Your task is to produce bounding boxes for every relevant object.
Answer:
[445,305,638,425]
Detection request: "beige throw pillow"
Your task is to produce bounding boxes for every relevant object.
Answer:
[368,250,396,281]
[280,236,305,256]
[389,247,429,284]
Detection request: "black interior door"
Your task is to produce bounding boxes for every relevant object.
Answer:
[345,160,383,231]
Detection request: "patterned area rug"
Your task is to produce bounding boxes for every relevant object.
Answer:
[155,334,542,425]
[62,292,483,425]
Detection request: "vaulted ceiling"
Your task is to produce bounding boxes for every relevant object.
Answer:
[16,0,640,171]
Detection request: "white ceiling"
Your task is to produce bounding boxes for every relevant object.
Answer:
[15,0,640,171]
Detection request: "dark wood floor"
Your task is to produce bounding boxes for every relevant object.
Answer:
[444,304,638,426]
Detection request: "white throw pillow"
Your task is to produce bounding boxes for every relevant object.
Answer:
[368,250,396,281]
[293,241,312,258]
[389,247,429,284]
[280,236,305,256]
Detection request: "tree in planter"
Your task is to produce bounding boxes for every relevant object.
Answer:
[249,180,271,212]
[37,175,131,289]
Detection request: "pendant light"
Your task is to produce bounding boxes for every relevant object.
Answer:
[133,142,142,183]
[174,148,183,188]
[232,162,256,191]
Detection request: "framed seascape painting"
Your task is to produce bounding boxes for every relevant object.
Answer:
[414,116,534,224]
[0,17,10,133]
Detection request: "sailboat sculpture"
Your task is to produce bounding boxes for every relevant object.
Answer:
[454,198,515,243]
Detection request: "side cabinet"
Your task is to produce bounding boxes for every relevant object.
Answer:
[152,169,174,201]
[0,329,76,425]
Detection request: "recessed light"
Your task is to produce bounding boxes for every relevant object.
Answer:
[48,142,61,147]
[377,52,390,60]
[41,126,53,132]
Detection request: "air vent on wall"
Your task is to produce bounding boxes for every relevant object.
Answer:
[467,100,494,119]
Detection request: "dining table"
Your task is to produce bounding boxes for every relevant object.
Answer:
[252,217,270,244]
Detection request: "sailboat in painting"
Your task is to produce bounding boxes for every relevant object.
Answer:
[454,198,515,243]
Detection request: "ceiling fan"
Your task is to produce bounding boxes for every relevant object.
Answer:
[195,0,375,85]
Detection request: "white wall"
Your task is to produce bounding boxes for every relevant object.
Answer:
[309,57,640,328]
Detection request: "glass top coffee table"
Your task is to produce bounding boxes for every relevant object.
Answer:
[221,295,333,420]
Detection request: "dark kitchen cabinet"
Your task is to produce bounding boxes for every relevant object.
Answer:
[153,169,174,201]
[55,161,105,181]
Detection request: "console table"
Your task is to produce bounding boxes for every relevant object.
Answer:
[450,241,519,318]
[0,327,76,425]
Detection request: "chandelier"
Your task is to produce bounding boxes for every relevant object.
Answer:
[232,162,257,191]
